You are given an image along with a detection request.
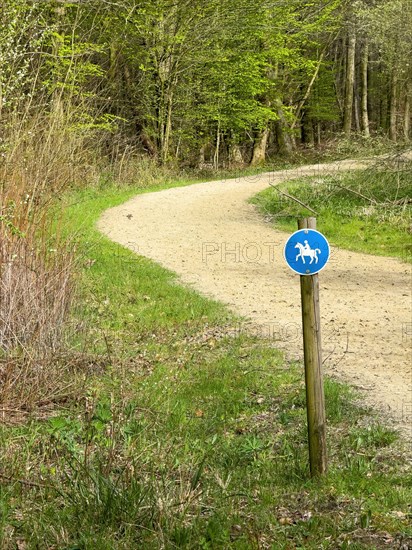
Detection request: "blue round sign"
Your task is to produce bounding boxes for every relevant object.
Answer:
[284,229,330,275]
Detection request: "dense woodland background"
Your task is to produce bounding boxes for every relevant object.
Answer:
[1,0,411,174]
[0,0,411,360]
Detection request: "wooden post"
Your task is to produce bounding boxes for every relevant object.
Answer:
[298,217,327,476]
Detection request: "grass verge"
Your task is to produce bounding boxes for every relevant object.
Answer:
[250,165,412,263]
[0,178,411,549]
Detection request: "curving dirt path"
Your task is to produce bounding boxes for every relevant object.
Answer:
[98,160,412,436]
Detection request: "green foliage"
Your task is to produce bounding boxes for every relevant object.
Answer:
[2,0,409,168]
[43,36,105,95]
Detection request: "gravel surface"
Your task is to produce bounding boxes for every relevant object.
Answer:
[98,160,412,436]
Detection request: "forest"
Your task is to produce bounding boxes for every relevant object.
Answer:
[1,0,411,173]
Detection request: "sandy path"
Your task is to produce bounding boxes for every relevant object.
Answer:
[98,160,412,436]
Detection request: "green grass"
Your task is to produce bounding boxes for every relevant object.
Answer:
[65,186,230,345]
[1,173,411,549]
[251,167,412,262]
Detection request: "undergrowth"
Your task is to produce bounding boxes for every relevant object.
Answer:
[0,186,411,549]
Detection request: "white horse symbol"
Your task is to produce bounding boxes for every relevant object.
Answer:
[295,240,321,264]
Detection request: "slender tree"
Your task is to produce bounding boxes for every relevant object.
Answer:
[343,27,356,136]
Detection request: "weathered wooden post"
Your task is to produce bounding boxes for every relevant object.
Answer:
[298,217,327,476]
[283,217,329,476]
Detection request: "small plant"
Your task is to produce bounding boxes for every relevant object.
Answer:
[239,435,267,460]
[350,425,398,450]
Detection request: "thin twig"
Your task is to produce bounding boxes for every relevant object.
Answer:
[386,197,412,206]
[0,472,62,494]
[269,183,318,215]
[102,331,113,365]
[335,183,377,204]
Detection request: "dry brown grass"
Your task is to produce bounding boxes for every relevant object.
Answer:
[0,114,88,417]
[0,236,75,353]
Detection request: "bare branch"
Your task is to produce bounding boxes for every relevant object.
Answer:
[269,183,318,215]
[335,183,377,204]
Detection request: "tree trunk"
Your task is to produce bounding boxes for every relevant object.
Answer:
[316,123,321,146]
[333,37,345,119]
[301,110,315,147]
[389,71,398,142]
[275,122,294,154]
[274,98,294,154]
[109,42,117,83]
[230,143,244,165]
[380,95,388,132]
[199,144,206,167]
[404,83,410,141]
[162,90,173,163]
[361,41,370,137]
[250,127,269,165]
[343,30,356,136]
[354,92,361,133]
[275,123,294,154]
[213,122,221,169]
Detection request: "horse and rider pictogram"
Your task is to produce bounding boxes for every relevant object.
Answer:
[295,240,321,265]
[283,229,330,275]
